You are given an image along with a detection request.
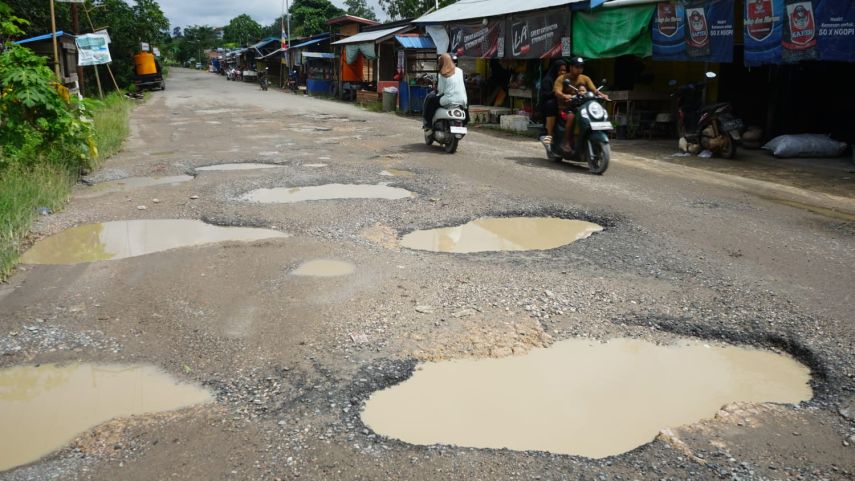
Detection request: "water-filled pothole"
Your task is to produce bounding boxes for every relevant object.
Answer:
[196,163,280,171]
[290,259,355,277]
[361,338,812,459]
[78,175,194,197]
[21,219,287,265]
[241,184,415,203]
[400,217,602,253]
[0,363,211,472]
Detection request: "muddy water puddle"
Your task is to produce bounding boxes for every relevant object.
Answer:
[0,363,211,472]
[196,163,280,172]
[290,259,355,277]
[21,219,287,265]
[362,338,812,459]
[241,184,414,203]
[400,217,602,253]
[78,175,194,197]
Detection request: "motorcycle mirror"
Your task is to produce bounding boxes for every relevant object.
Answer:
[668,79,678,87]
[705,71,717,79]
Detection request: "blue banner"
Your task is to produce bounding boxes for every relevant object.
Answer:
[653,0,735,62]
[745,0,855,66]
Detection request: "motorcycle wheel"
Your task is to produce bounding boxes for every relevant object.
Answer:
[721,133,736,159]
[444,137,459,154]
[586,141,610,175]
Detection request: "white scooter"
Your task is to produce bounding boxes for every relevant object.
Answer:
[423,93,467,154]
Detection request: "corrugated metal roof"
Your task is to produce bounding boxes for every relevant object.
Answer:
[395,35,436,50]
[250,37,281,49]
[14,31,66,45]
[302,52,337,59]
[288,34,331,50]
[331,26,409,45]
[414,0,586,23]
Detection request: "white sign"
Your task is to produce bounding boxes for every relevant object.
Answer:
[140,42,150,52]
[76,33,112,66]
[153,47,161,57]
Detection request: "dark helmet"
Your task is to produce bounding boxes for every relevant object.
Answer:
[569,57,585,67]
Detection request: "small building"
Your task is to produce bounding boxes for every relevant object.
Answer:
[14,31,80,93]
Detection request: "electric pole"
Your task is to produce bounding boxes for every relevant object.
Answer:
[49,0,61,80]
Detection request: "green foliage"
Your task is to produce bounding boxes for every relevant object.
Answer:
[344,0,378,21]
[0,0,27,41]
[172,25,219,64]
[86,92,130,163]
[223,14,264,46]
[0,45,95,171]
[291,0,344,37]
[378,0,454,20]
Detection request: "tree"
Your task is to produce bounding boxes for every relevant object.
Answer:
[177,25,218,64]
[344,0,377,21]
[0,0,27,44]
[378,0,454,20]
[172,26,182,38]
[290,0,343,37]
[223,14,263,46]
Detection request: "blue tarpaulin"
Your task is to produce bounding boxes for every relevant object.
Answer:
[653,0,735,63]
[15,31,65,45]
[394,36,436,50]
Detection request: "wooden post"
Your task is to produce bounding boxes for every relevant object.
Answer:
[49,0,62,80]
[72,3,86,94]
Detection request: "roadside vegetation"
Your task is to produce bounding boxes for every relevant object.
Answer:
[0,8,131,279]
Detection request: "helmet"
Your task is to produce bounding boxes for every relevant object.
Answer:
[569,57,585,67]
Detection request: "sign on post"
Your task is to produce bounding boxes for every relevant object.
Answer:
[76,33,112,66]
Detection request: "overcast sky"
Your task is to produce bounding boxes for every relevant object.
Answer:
[159,0,387,30]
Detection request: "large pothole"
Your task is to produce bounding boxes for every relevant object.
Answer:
[20,219,287,265]
[400,217,603,253]
[0,363,211,472]
[240,184,415,203]
[196,163,281,171]
[361,337,812,458]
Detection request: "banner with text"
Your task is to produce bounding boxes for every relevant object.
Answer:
[506,9,572,59]
[653,0,735,62]
[448,21,505,59]
[76,33,112,66]
[745,0,855,66]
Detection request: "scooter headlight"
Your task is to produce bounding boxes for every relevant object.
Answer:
[587,102,606,121]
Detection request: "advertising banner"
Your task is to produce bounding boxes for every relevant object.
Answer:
[76,33,112,66]
[506,9,572,59]
[653,0,735,62]
[448,21,504,58]
[745,0,854,66]
[573,5,654,59]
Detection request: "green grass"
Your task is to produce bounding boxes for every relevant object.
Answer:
[0,93,131,280]
[362,101,385,113]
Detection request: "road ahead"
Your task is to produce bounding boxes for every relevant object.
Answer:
[2,68,853,481]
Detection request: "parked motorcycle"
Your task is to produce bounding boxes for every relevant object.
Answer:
[259,67,269,91]
[287,70,299,92]
[545,79,613,174]
[226,67,240,81]
[672,72,744,159]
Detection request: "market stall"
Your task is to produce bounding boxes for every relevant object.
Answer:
[393,35,437,113]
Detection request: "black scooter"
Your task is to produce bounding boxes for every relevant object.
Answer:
[671,72,743,158]
[546,79,613,175]
[259,67,269,91]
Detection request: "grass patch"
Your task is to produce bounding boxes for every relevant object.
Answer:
[362,101,384,113]
[0,93,131,280]
[0,164,73,278]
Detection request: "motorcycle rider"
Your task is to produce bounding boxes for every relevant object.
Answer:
[538,59,567,148]
[553,57,609,154]
[423,53,468,132]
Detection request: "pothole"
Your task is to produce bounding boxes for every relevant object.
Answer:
[302,163,328,168]
[0,363,211,472]
[196,163,280,172]
[361,338,812,459]
[78,175,194,197]
[241,184,415,204]
[400,217,602,253]
[20,219,287,265]
[290,259,355,277]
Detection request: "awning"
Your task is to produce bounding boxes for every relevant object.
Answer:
[413,0,587,23]
[395,35,436,50]
[15,31,66,45]
[250,37,281,50]
[288,34,331,50]
[257,47,286,59]
[302,52,337,59]
[331,26,410,45]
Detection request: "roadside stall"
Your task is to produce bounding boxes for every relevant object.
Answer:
[331,25,413,105]
[285,34,332,93]
[303,52,338,96]
[394,35,437,113]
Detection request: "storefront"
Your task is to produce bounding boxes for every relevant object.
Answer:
[330,24,414,103]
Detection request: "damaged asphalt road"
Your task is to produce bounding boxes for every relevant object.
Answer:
[1,68,853,481]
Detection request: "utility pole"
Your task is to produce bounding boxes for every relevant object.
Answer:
[49,0,62,80]
[72,3,85,93]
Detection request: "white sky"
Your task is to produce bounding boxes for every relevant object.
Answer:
[158,0,386,30]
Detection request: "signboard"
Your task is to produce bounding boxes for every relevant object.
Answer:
[745,0,854,65]
[153,47,161,57]
[506,9,572,59]
[653,0,735,62]
[448,20,504,58]
[76,33,112,66]
[140,42,150,52]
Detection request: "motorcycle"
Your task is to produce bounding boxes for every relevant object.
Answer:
[423,89,467,154]
[226,67,240,81]
[672,72,744,159]
[545,79,613,175]
[287,70,299,92]
[259,67,269,91]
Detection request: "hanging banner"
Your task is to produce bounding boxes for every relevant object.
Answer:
[448,21,504,58]
[506,9,572,59]
[745,0,854,66]
[573,5,654,59]
[653,0,734,62]
[76,33,112,66]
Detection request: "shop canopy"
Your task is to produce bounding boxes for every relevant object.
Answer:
[413,0,587,24]
[288,34,331,50]
[395,36,436,50]
[302,52,337,59]
[330,26,411,45]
